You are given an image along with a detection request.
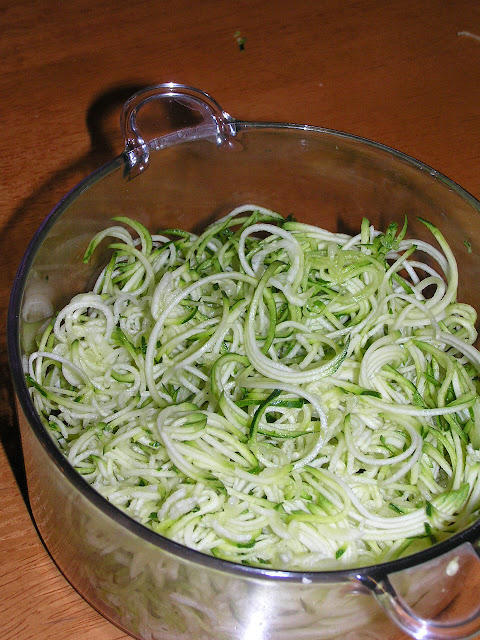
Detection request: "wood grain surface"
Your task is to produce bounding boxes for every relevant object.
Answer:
[1,1,480,638]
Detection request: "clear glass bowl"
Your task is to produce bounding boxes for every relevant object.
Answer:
[8,84,480,640]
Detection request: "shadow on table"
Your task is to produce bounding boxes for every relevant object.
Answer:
[0,82,150,505]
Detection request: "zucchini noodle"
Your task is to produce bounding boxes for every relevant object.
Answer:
[26,205,480,569]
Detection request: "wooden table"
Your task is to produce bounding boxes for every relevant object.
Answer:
[1,1,480,638]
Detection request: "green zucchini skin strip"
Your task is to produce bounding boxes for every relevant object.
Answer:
[26,205,480,571]
[248,389,283,441]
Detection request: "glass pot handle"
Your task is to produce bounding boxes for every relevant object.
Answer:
[120,82,237,177]
[361,542,480,639]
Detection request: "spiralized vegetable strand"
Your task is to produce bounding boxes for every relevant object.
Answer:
[26,207,480,570]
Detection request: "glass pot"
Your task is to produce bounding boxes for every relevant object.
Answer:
[8,83,480,640]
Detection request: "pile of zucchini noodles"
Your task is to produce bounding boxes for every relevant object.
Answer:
[27,205,480,570]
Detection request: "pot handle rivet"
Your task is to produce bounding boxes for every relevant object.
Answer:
[120,82,237,178]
